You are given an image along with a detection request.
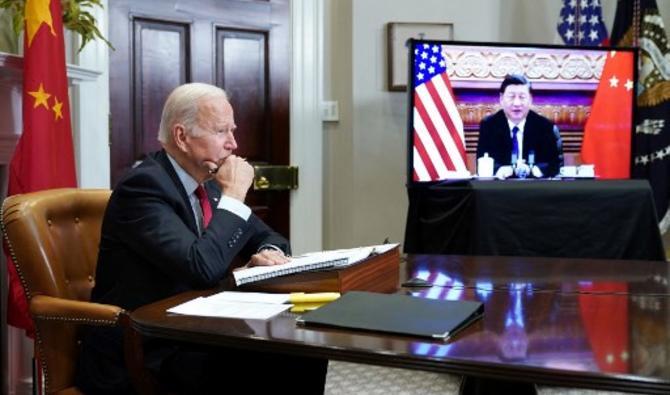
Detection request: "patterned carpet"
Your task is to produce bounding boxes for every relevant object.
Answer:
[325,361,462,395]
[536,387,643,395]
[324,361,643,395]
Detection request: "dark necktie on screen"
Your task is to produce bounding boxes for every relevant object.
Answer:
[511,125,520,163]
[195,185,212,228]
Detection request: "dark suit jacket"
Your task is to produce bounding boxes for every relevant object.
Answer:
[76,150,289,393]
[476,110,562,177]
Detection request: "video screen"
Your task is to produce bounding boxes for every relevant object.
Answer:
[407,40,637,184]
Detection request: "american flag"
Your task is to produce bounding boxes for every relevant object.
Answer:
[557,0,609,46]
[412,42,467,182]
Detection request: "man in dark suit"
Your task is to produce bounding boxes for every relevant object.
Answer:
[476,74,562,179]
[76,83,327,394]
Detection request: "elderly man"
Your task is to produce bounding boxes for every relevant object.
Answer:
[76,83,327,394]
[476,74,562,179]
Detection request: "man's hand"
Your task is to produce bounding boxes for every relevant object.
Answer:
[211,155,254,202]
[247,249,291,267]
[496,165,514,180]
[531,165,543,178]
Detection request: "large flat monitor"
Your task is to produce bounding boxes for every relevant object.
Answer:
[407,40,637,185]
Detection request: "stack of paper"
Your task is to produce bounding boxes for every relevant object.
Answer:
[167,291,291,320]
[166,291,343,319]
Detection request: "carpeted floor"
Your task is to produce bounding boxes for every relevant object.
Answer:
[325,361,462,395]
[324,361,644,395]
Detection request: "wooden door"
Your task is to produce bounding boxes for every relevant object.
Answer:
[109,0,290,236]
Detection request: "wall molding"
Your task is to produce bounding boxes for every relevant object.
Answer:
[0,52,102,84]
[289,0,324,254]
[0,52,102,166]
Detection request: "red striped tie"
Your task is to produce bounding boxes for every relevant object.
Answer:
[195,185,212,228]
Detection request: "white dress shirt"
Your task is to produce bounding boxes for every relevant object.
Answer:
[507,118,527,160]
[166,154,251,235]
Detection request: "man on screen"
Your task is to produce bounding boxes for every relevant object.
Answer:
[476,74,562,179]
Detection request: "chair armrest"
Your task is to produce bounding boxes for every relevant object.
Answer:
[30,294,125,326]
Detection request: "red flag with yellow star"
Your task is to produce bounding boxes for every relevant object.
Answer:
[580,51,635,179]
[6,0,77,336]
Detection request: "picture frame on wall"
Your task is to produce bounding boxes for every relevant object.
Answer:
[387,22,454,91]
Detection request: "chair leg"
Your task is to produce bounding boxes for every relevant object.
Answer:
[33,347,44,395]
[32,357,38,395]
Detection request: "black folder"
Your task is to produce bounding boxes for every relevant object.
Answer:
[296,291,483,340]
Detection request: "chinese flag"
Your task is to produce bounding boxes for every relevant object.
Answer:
[578,282,629,373]
[5,0,77,336]
[580,51,635,178]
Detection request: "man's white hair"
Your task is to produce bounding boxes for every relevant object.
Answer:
[157,82,228,144]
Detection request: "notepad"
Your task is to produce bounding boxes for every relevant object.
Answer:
[232,244,398,286]
[233,252,347,286]
[296,291,484,340]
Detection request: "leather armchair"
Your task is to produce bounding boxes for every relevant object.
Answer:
[1,188,123,395]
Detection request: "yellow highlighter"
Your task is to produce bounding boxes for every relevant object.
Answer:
[290,302,328,313]
[289,292,341,304]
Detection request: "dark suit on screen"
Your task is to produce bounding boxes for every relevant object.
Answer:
[476,110,562,177]
[76,150,325,394]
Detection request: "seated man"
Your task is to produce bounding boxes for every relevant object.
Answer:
[476,74,562,179]
[76,83,327,394]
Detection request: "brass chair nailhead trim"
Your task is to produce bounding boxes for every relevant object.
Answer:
[35,314,122,326]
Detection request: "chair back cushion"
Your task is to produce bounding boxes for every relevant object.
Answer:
[2,188,111,393]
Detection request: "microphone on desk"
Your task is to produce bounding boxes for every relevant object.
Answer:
[528,150,536,178]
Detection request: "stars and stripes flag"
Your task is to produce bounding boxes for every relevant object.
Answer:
[557,0,609,47]
[5,0,77,337]
[412,42,467,182]
[580,51,635,178]
[557,0,609,46]
[611,0,670,232]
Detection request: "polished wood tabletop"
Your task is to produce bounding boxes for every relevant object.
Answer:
[130,254,670,394]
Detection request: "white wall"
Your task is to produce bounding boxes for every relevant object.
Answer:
[74,0,110,189]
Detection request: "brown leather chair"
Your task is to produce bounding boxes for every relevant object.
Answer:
[1,188,124,395]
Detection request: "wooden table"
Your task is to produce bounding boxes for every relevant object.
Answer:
[130,254,670,394]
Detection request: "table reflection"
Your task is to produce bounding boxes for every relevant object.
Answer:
[406,254,670,295]
[405,269,670,380]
